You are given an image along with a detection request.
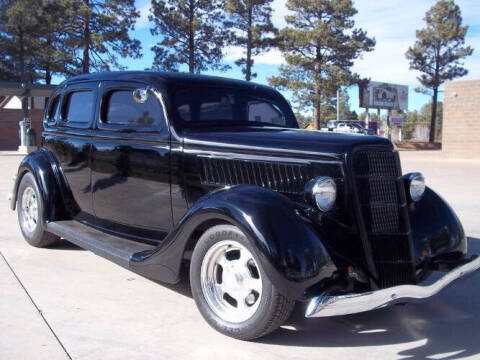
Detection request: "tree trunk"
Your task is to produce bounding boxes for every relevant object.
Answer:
[18,30,29,133]
[429,87,438,143]
[314,45,322,129]
[314,81,321,130]
[45,68,51,85]
[19,31,25,83]
[45,37,52,84]
[82,0,91,73]
[245,2,253,81]
[188,0,195,74]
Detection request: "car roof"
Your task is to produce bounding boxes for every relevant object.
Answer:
[63,71,275,94]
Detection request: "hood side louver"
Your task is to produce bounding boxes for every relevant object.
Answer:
[199,157,311,195]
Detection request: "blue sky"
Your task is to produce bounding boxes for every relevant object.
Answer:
[120,0,480,116]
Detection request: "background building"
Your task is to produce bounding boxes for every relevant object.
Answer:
[0,83,55,151]
[443,80,480,158]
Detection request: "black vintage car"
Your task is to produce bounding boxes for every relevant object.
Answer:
[10,72,479,340]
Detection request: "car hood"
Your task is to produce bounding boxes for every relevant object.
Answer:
[182,127,393,160]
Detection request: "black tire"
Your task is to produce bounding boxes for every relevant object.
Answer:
[190,224,295,340]
[17,172,59,248]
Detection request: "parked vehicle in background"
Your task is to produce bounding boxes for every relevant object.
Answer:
[327,120,376,135]
[9,72,480,340]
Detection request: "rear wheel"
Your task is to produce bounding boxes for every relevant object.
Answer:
[17,172,59,247]
[190,224,294,340]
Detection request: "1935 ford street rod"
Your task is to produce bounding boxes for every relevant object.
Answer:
[10,72,480,340]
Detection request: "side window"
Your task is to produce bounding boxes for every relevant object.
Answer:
[102,89,164,129]
[177,104,191,122]
[64,91,94,125]
[199,100,233,121]
[248,101,286,126]
[47,95,60,122]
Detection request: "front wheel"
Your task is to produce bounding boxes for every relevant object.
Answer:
[190,224,295,340]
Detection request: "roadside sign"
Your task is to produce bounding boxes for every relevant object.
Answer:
[390,115,404,127]
[359,81,408,111]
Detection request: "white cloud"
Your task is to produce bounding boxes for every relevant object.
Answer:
[224,46,285,65]
[222,0,289,65]
[136,0,480,86]
[267,0,480,87]
[350,0,431,86]
[271,0,289,28]
[136,2,151,29]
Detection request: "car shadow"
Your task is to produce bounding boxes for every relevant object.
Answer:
[257,238,480,359]
[153,263,193,298]
[47,239,84,251]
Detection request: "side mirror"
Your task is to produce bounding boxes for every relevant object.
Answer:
[133,87,150,104]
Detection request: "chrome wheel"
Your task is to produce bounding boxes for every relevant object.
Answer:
[200,240,262,323]
[21,186,38,233]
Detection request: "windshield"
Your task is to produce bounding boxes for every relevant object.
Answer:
[173,87,298,128]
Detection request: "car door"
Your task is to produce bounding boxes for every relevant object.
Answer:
[42,82,97,222]
[90,81,171,243]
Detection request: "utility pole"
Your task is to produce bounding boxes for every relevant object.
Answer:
[336,88,340,121]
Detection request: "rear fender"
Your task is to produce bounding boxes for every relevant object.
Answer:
[11,148,69,222]
[130,185,336,298]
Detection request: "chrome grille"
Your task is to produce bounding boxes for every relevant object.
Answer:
[352,148,415,288]
[353,150,400,234]
[200,157,311,195]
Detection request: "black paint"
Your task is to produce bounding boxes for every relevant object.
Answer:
[10,72,468,300]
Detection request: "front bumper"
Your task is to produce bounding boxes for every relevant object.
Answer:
[306,255,480,317]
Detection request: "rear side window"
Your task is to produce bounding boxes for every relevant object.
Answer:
[174,87,297,128]
[248,101,285,125]
[64,91,94,124]
[47,95,60,122]
[103,90,164,128]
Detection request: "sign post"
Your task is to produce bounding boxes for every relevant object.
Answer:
[359,81,408,138]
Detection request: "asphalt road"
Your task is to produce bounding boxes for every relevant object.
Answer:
[1,151,479,360]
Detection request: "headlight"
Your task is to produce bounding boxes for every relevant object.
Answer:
[406,172,425,202]
[305,177,337,211]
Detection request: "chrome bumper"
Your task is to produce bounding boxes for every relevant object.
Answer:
[306,255,480,318]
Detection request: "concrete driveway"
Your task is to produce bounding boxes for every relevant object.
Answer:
[1,151,479,360]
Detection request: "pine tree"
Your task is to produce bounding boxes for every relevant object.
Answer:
[337,90,357,120]
[359,112,379,123]
[406,0,472,143]
[68,0,142,73]
[226,0,277,81]
[149,0,231,73]
[268,0,374,129]
[0,0,43,82]
[0,41,18,81]
[0,0,137,81]
[0,0,17,82]
[36,0,79,84]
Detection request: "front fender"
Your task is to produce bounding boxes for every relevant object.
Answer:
[11,148,68,223]
[131,185,336,298]
[409,186,467,262]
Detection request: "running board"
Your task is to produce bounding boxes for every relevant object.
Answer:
[45,221,156,268]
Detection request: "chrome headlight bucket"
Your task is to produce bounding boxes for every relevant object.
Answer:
[404,172,425,202]
[305,177,337,212]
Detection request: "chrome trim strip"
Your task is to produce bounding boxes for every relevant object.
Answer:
[186,149,343,165]
[183,137,342,160]
[305,256,480,318]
